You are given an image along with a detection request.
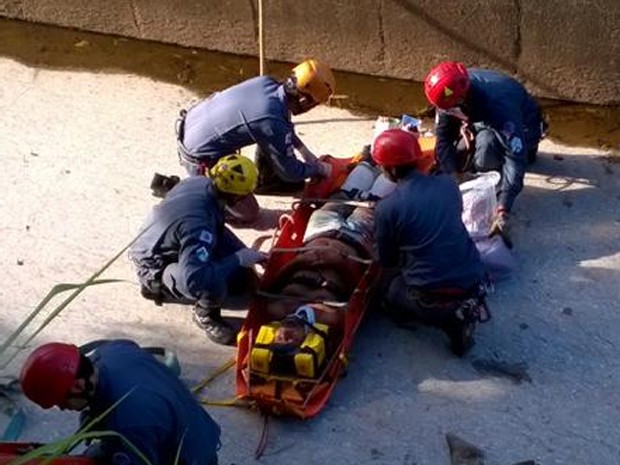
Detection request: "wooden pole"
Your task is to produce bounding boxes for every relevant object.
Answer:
[258,0,265,75]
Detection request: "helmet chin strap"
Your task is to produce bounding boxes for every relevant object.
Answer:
[284,77,317,115]
[283,76,298,95]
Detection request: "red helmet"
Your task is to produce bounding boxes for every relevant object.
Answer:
[424,61,470,109]
[20,342,80,409]
[371,129,423,167]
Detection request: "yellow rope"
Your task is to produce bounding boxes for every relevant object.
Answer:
[192,357,236,394]
[199,397,245,408]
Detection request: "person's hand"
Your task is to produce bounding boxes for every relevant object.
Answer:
[315,160,333,178]
[235,248,269,268]
[454,171,477,184]
[298,145,318,164]
[489,209,513,248]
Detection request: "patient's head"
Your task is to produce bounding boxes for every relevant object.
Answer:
[273,306,316,348]
[274,318,306,346]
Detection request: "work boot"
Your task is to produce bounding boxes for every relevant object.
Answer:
[443,317,475,357]
[150,173,180,198]
[140,285,163,306]
[192,304,236,346]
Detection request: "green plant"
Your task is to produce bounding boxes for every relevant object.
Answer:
[0,226,152,370]
[8,388,156,465]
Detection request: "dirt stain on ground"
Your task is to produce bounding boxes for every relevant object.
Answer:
[1,18,619,152]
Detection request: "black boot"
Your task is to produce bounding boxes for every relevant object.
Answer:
[151,173,180,199]
[443,316,475,357]
[192,304,236,346]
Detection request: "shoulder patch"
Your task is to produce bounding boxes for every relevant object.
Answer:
[199,230,213,244]
[195,246,210,263]
[510,136,523,154]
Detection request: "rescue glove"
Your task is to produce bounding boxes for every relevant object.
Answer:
[489,209,513,249]
[235,248,269,268]
[315,160,333,178]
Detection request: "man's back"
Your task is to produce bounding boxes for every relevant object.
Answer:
[375,172,484,290]
[467,68,542,147]
[90,340,220,465]
[129,176,223,272]
[183,76,288,157]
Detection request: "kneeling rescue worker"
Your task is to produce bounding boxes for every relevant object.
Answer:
[372,129,490,356]
[20,339,221,465]
[424,61,546,246]
[130,154,268,346]
[176,59,336,194]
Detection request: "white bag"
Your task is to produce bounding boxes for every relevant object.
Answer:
[459,172,515,281]
[459,172,501,239]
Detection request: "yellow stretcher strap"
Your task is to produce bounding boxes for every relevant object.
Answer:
[199,396,249,408]
[192,357,236,394]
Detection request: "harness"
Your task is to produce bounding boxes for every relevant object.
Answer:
[412,282,492,324]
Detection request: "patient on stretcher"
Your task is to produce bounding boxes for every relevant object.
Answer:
[263,161,393,326]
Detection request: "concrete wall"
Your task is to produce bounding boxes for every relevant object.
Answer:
[1,0,618,104]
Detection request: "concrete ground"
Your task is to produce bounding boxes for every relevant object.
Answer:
[0,50,619,465]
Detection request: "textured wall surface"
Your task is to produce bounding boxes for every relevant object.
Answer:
[1,0,619,104]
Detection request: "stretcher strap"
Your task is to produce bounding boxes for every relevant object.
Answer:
[255,290,348,308]
[270,246,373,264]
[192,358,236,394]
[293,198,376,208]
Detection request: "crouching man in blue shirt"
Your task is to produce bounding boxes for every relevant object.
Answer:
[372,129,490,356]
[176,59,336,194]
[130,155,267,345]
[424,61,546,246]
[20,339,221,465]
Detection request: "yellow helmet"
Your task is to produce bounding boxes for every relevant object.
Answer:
[292,59,336,104]
[209,154,258,196]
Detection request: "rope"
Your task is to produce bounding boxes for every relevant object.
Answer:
[254,413,271,460]
[192,358,236,394]
[199,397,246,408]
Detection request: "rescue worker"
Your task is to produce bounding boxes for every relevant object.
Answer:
[130,154,267,346]
[176,59,336,193]
[372,129,488,356]
[424,61,546,245]
[19,339,220,465]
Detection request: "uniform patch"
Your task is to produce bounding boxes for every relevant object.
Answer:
[199,230,213,244]
[195,246,210,263]
[510,136,523,154]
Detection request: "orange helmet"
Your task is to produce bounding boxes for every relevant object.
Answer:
[371,129,423,168]
[20,342,81,409]
[424,61,470,109]
[292,59,336,104]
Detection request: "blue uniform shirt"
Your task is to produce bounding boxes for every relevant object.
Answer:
[129,176,242,299]
[435,68,542,211]
[182,76,319,182]
[375,172,484,290]
[89,340,220,465]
